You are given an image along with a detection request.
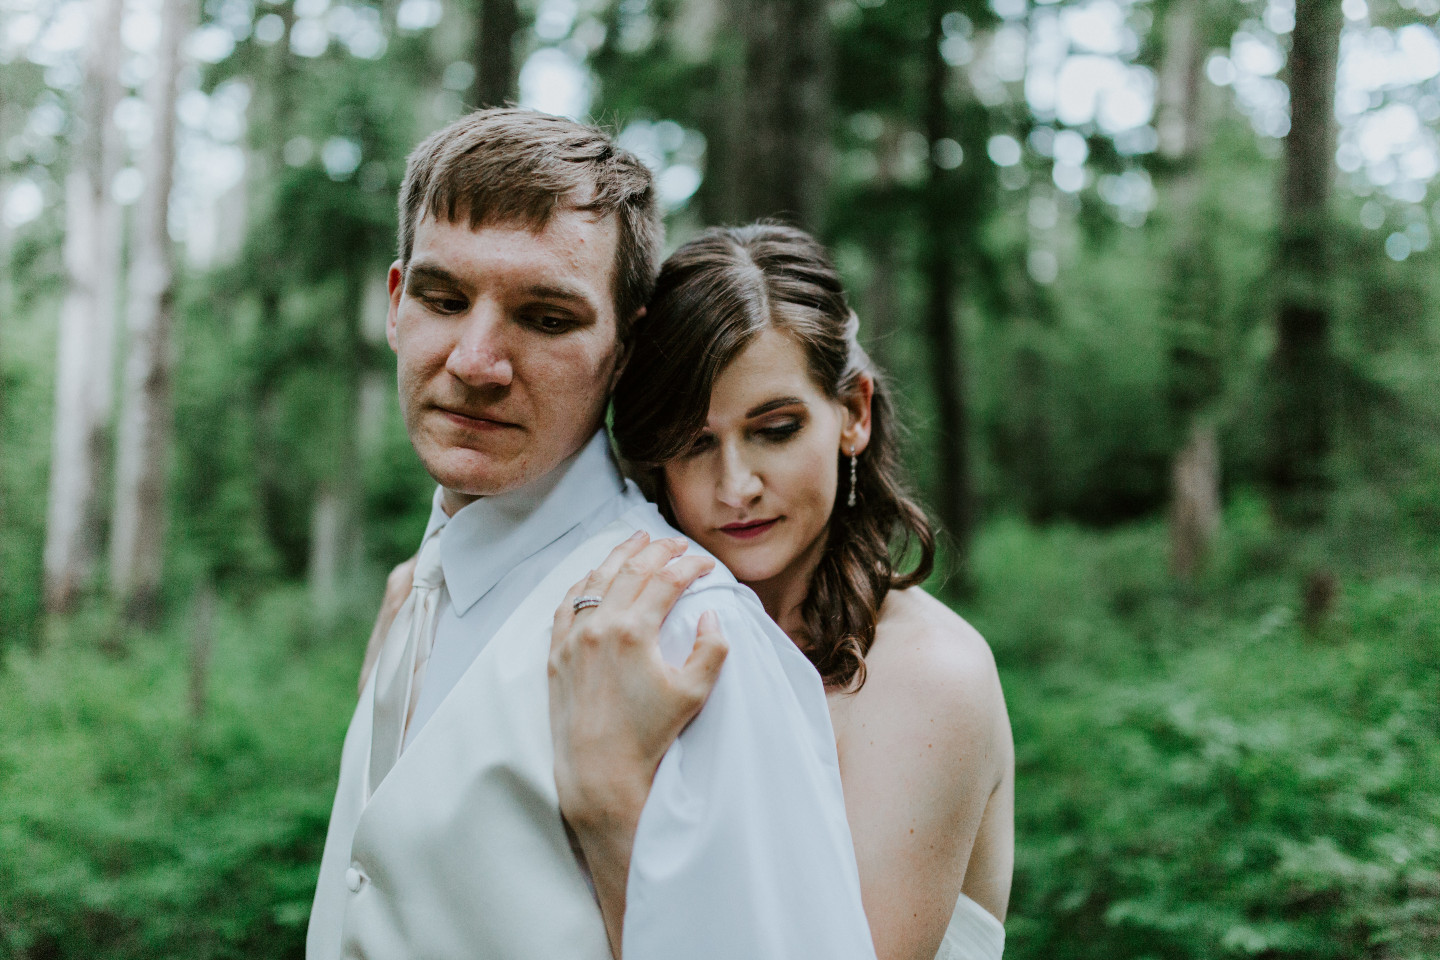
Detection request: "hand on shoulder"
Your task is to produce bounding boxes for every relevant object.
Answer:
[548,531,729,828]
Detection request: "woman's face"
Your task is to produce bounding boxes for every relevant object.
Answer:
[662,327,864,595]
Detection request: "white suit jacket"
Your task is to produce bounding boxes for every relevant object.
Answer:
[307,504,878,960]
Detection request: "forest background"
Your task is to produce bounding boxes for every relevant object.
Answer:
[1,0,1438,954]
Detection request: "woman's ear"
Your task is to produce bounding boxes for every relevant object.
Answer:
[839,373,874,456]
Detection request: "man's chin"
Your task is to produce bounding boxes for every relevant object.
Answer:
[418,447,525,501]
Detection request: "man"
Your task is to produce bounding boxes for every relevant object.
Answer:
[307,108,877,960]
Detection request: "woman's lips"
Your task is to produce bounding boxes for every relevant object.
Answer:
[718,517,780,540]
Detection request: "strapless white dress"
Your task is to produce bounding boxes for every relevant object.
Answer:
[933,893,1005,960]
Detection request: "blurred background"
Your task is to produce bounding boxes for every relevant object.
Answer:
[2,0,1439,954]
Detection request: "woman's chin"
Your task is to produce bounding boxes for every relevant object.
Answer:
[705,545,786,589]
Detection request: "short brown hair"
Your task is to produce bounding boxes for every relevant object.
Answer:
[397,108,661,340]
[612,223,936,690]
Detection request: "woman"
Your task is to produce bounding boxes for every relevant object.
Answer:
[370,224,1013,960]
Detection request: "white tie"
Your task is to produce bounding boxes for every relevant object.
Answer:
[368,532,446,798]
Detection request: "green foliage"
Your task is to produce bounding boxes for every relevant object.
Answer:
[4,504,1437,959]
[969,506,1440,960]
[4,0,1440,955]
[0,591,365,960]
[0,287,58,649]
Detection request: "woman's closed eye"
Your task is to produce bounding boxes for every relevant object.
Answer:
[755,419,803,443]
[681,433,717,459]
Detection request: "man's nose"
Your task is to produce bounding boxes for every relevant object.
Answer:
[716,447,763,508]
[445,304,513,388]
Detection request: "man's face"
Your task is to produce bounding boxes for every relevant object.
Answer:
[387,210,624,511]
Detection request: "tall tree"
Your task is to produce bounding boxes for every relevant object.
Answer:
[44,0,125,614]
[923,0,974,579]
[245,0,306,574]
[713,0,832,230]
[1267,0,1342,516]
[308,268,368,619]
[860,126,904,375]
[1156,0,1224,580]
[473,0,519,107]
[110,0,191,624]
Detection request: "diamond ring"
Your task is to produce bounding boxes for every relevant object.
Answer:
[572,595,603,612]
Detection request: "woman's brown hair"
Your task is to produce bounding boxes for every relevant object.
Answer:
[612,223,935,690]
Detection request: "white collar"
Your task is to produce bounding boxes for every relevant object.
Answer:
[423,430,624,615]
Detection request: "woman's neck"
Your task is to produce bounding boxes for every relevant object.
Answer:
[745,529,828,643]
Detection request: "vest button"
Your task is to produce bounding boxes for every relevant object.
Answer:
[345,866,365,892]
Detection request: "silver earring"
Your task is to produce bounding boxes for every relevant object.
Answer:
[847,449,859,508]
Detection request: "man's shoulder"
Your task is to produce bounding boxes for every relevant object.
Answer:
[600,499,796,659]
[614,501,740,590]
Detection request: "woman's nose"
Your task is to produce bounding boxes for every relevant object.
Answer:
[716,448,763,507]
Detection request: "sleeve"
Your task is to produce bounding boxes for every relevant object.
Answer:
[620,585,878,960]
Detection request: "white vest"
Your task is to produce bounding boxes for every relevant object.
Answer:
[307,519,639,960]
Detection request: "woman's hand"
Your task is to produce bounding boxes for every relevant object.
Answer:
[549,530,729,825]
[358,555,418,696]
[548,531,729,958]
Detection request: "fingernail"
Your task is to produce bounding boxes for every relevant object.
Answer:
[628,530,647,542]
[700,610,717,630]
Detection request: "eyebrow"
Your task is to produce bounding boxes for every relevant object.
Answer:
[523,282,597,308]
[404,262,597,311]
[405,263,460,288]
[745,397,806,419]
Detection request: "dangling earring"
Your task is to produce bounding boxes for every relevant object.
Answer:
[847,448,859,508]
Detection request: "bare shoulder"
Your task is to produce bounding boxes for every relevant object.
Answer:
[829,587,1014,946]
[866,588,1005,721]
[832,588,1009,779]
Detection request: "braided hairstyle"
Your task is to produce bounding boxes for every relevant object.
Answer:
[611,223,935,690]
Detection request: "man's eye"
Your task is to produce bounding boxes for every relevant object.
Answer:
[422,293,466,314]
[530,315,572,334]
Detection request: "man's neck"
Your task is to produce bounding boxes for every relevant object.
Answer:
[436,430,612,521]
[440,488,480,518]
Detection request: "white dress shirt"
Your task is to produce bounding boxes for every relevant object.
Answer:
[404,430,634,746]
[308,429,877,960]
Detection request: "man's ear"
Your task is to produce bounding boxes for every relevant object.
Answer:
[608,306,644,392]
[839,372,875,456]
[385,260,404,352]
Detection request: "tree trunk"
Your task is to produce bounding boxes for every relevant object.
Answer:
[44,0,125,615]
[110,0,189,626]
[1158,0,1224,579]
[1156,0,1207,161]
[712,0,831,230]
[861,121,904,374]
[308,484,345,618]
[1171,423,1221,583]
[252,3,305,574]
[473,0,519,107]
[308,272,367,620]
[923,0,974,580]
[188,578,216,721]
[1267,0,1342,516]
[863,241,899,375]
[358,276,393,461]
